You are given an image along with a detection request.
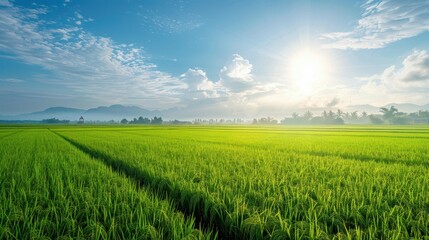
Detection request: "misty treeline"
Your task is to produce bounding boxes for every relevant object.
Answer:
[38,106,429,125]
[373,106,429,125]
[41,118,70,124]
[253,106,429,125]
[121,116,163,124]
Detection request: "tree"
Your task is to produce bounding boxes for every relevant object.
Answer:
[303,111,313,121]
[120,118,128,124]
[380,106,398,120]
[344,112,351,120]
[419,110,429,118]
[130,117,150,124]
[151,116,163,124]
[41,118,69,124]
[390,117,409,125]
[322,110,328,119]
[336,109,343,118]
[361,111,368,118]
[351,111,358,120]
[328,110,336,120]
[369,115,384,124]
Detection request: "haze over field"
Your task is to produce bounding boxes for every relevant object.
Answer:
[1,0,429,118]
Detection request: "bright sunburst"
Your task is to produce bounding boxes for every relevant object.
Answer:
[290,50,327,95]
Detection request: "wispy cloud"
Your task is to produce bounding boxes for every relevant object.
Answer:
[0,78,25,83]
[322,0,429,49]
[0,0,12,7]
[0,1,186,109]
[326,97,340,108]
[68,11,93,26]
[145,15,203,34]
[138,1,203,34]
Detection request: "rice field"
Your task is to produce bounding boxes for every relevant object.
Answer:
[1,125,429,239]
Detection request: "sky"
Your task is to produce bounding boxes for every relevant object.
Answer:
[1,0,429,116]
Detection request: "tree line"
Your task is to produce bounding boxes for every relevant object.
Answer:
[121,116,163,124]
[38,106,429,125]
[372,106,429,125]
[251,106,429,125]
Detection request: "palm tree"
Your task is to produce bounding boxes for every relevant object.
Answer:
[351,111,358,120]
[380,106,398,120]
[336,109,343,118]
[344,112,351,120]
[303,111,313,120]
[328,110,336,119]
[322,110,328,119]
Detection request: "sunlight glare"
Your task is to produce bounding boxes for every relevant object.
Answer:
[290,50,327,95]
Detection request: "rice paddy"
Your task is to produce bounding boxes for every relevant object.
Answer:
[1,125,429,239]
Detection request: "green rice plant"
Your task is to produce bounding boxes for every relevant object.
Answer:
[54,125,429,239]
[0,129,214,239]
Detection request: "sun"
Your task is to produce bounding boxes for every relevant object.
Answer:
[290,50,327,95]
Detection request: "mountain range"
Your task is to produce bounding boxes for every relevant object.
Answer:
[0,105,160,121]
[345,103,429,114]
[0,103,428,121]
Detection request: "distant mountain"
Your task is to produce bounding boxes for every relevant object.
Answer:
[84,104,161,120]
[345,104,380,114]
[15,107,85,121]
[381,103,429,113]
[346,103,429,114]
[0,105,160,121]
[37,107,86,114]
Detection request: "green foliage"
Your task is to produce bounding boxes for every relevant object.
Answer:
[369,115,384,124]
[129,116,163,124]
[41,118,70,124]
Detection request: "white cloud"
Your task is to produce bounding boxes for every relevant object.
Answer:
[68,12,93,25]
[322,0,429,49]
[364,50,429,84]
[0,1,186,109]
[176,55,282,116]
[180,68,224,100]
[396,50,429,82]
[358,50,429,104]
[219,54,255,92]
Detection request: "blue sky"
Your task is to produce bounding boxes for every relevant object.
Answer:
[1,0,429,116]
